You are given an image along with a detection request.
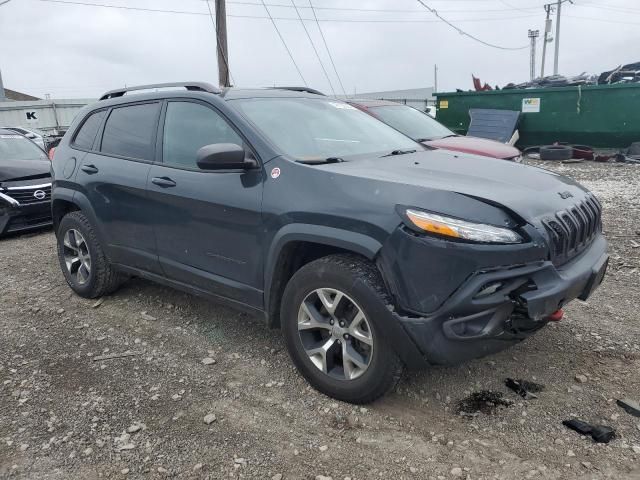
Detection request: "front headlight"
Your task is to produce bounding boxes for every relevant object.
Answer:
[405,209,522,244]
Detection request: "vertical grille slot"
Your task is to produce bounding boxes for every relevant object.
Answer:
[542,194,602,265]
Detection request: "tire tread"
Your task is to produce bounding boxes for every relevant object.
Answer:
[282,253,404,403]
[57,211,124,298]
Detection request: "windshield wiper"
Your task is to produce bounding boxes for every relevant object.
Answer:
[296,157,345,165]
[416,134,457,142]
[381,149,417,157]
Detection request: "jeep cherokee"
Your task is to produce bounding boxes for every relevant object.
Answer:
[51,82,608,404]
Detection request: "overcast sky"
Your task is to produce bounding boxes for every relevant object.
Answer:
[1,0,639,99]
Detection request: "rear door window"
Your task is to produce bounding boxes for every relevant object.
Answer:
[73,110,107,150]
[101,103,160,160]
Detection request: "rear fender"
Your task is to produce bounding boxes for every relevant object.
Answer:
[52,189,107,248]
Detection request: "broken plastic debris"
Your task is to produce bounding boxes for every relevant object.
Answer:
[562,419,616,444]
[505,378,544,400]
[616,399,640,418]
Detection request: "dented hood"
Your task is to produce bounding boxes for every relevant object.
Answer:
[321,150,590,222]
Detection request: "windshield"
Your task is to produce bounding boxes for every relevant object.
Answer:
[232,97,418,160]
[0,134,47,161]
[369,105,454,141]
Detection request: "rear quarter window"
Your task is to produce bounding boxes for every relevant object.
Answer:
[73,110,107,150]
[100,103,160,161]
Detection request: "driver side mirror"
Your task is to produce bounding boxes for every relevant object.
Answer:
[196,143,257,170]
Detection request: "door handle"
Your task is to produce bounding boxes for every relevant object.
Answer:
[151,176,177,188]
[81,164,99,174]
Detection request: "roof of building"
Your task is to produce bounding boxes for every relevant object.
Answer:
[346,98,401,107]
[2,89,41,101]
[348,87,434,100]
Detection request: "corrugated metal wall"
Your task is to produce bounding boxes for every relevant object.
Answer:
[0,99,93,133]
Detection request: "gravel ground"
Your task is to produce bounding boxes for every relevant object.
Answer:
[1,161,639,480]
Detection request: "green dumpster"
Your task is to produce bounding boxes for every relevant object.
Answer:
[435,83,640,148]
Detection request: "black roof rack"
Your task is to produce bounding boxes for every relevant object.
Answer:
[99,82,221,101]
[270,86,326,96]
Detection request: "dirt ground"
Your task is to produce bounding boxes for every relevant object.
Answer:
[1,160,639,480]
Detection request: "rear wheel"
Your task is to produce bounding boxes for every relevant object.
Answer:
[281,254,403,403]
[56,211,125,298]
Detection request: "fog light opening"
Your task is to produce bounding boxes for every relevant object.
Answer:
[475,282,504,298]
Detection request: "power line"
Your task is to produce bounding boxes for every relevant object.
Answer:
[37,0,209,15]
[415,0,529,50]
[576,3,640,15]
[309,0,346,97]
[499,0,533,13]
[233,13,539,23]
[259,0,307,85]
[226,1,544,14]
[564,14,640,26]
[0,0,14,6]
[290,0,335,95]
[35,0,539,23]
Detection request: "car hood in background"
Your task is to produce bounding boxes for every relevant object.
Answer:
[0,159,51,183]
[424,135,520,160]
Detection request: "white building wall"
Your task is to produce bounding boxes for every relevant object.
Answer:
[0,99,94,133]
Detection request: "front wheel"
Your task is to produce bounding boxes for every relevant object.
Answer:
[281,254,404,404]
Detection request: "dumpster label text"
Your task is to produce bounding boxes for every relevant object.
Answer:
[440,100,449,109]
[522,98,540,113]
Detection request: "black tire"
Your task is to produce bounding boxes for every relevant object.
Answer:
[56,211,125,298]
[281,254,404,404]
[539,145,573,161]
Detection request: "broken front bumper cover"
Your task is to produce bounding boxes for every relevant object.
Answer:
[392,234,608,366]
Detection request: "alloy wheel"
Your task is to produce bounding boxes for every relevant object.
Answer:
[62,229,92,285]
[297,288,374,380]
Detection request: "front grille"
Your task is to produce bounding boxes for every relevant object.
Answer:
[2,184,51,205]
[542,194,602,265]
[6,212,52,232]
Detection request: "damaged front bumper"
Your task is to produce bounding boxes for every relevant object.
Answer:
[380,232,608,367]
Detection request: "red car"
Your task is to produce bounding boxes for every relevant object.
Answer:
[347,99,521,161]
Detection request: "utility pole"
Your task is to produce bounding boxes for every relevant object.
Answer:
[540,4,552,78]
[553,0,562,75]
[434,64,438,93]
[528,30,539,82]
[0,68,6,101]
[215,0,230,87]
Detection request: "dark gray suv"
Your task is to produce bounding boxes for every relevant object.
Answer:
[51,82,608,403]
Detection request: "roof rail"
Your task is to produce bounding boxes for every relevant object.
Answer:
[99,82,221,101]
[270,86,326,96]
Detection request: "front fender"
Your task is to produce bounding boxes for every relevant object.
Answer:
[263,223,383,317]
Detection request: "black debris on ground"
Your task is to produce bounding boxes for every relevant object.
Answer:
[616,398,640,418]
[457,390,514,416]
[505,378,545,399]
[562,419,617,444]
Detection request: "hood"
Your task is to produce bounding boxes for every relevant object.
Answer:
[424,135,520,160]
[320,150,589,223]
[0,159,51,183]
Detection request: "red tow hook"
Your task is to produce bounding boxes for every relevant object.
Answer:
[547,309,564,322]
